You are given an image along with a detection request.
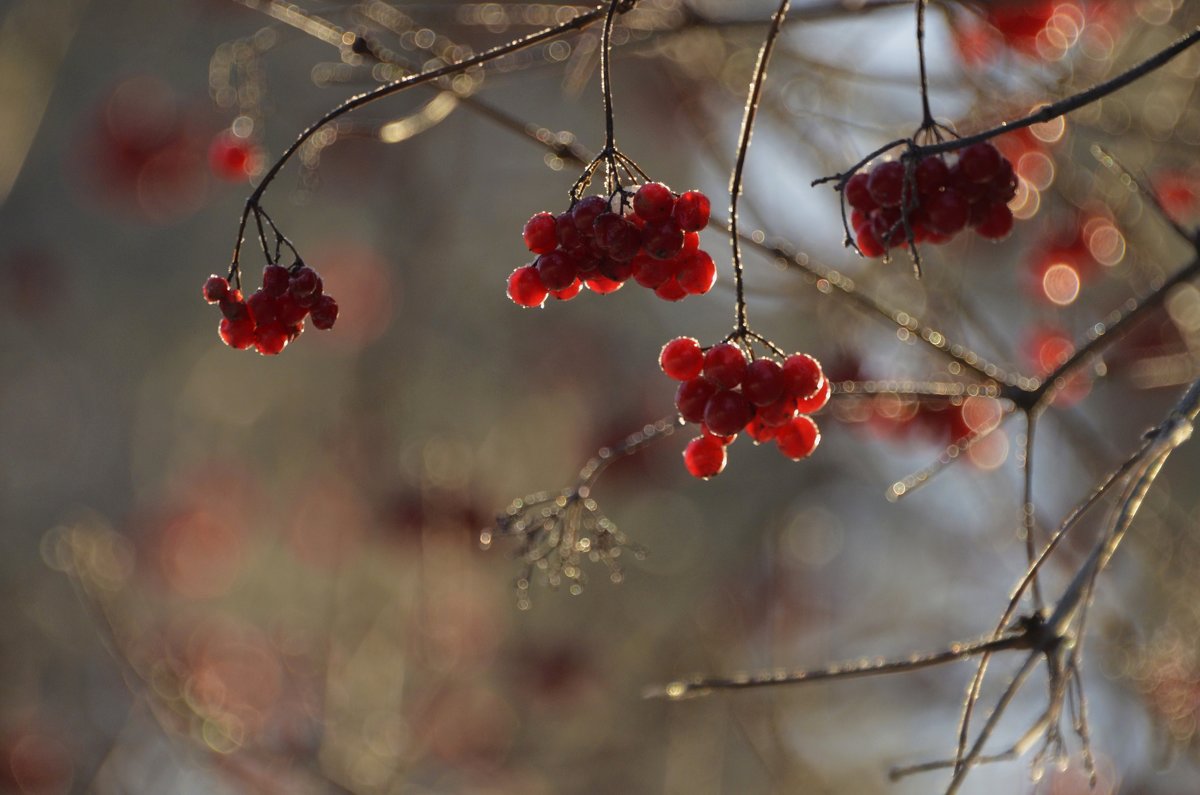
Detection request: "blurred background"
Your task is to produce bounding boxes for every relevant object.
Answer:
[4,0,1200,792]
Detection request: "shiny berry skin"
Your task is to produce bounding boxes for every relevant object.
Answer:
[550,279,582,301]
[856,225,885,258]
[289,266,319,298]
[632,252,674,289]
[924,189,970,235]
[593,213,641,261]
[915,156,950,196]
[704,390,755,436]
[775,415,821,460]
[845,172,876,211]
[507,265,548,308]
[676,377,718,423]
[633,182,676,224]
[254,322,289,355]
[794,377,831,414]
[262,264,290,297]
[277,293,309,326]
[219,290,248,321]
[572,195,609,232]
[523,212,559,254]
[959,143,1003,183]
[535,250,577,291]
[218,317,255,349]
[296,275,324,308]
[677,250,716,295]
[673,191,710,231]
[202,275,229,303]
[654,277,688,302]
[683,435,727,479]
[742,359,785,406]
[643,222,685,260]
[584,274,623,295]
[703,343,748,389]
[758,395,797,427]
[867,161,906,207]
[246,289,279,325]
[700,423,737,446]
[973,202,1014,240]
[311,295,339,330]
[555,211,582,249]
[782,353,824,400]
[660,337,704,381]
[744,416,776,444]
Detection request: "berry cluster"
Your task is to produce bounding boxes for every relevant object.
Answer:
[203,265,338,355]
[846,142,1017,257]
[508,183,715,307]
[660,338,830,478]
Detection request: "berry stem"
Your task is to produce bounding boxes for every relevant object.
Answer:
[915,0,934,130]
[598,0,622,192]
[729,0,790,336]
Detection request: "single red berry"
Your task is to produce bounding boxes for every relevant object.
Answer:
[845,173,876,211]
[986,158,1018,203]
[219,289,248,321]
[556,211,582,249]
[682,231,700,253]
[782,353,824,400]
[599,256,634,282]
[851,209,869,232]
[593,213,641,261]
[673,190,710,231]
[633,182,676,224]
[202,275,229,303]
[254,321,289,355]
[655,277,688,302]
[297,275,324,308]
[958,142,1003,183]
[289,266,320,298]
[523,212,559,254]
[856,225,885,258]
[676,377,718,423]
[915,156,950,196]
[703,390,754,437]
[643,221,685,260]
[677,250,716,295]
[660,337,704,381]
[742,358,785,406]
[794,378,831,414]
[703,343,748,389]
[973,202,1014,240]
[535,250,577,291]
[262,264,290,297]
[572,195,610,232]
[584,274,623,295]
[775,415,821,460]
[683,435,727,479]
[218,316,255,349]
[758,395,797,427]
[550,279,582,301]
[924,188,970,235]
[867,161,906,208]
[311,295,339,330]
[744,415,776,444]
[632,252,675,289]
[507,265,548,308]
[246,289,279,325]
[277,292,309,325]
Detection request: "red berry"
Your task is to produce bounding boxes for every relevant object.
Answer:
[744,415,776,444]
[654,277,688,302]
[742,358,785,406]
[683,435,727,479]
[700,423,737,446]
[867,161,906,207]
[758,395,796,427]
[673,190,710,231]
[289,266,320,298]
[262,264,290,297]
[507,265,548,308]
[572,195,609,232]
[660,337,704,381]
[856,225,885,258]
[254,321,289,355]
[871,206,904,248]
[775,415,821,460]
[794,378,831,414]
[599,256,633,282]
[584,274,623,295]
[676,377,718,423]
[703,343,748,389]
[845,173,876,211]
[550,279,582,301]
[246,289,279,325]
[677,250,716,295]
[311,295,339,330]
[633,182,676,224]
[219,290,248,321]
[218,316,255,349]
[523,212,559,254]
[973,202,1014,240]
[556,212,582,249]
[632,252,675,289]
[643,221,685,260]
[703,390,754,437]
[986,158,1018,203]
[915,156,950,196]
[593,213,641,261]
[958,143,1003,183]
[535,250,577,291]
[277,293,309,325]
[782,353,824,400]
[682,231,700,253]
[924,188,969,235]
[202,275,229,303]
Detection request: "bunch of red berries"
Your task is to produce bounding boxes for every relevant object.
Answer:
[660,338,830,478]
[846,142,1017,257]
[508,183,715,307]
[203,264,338,355]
